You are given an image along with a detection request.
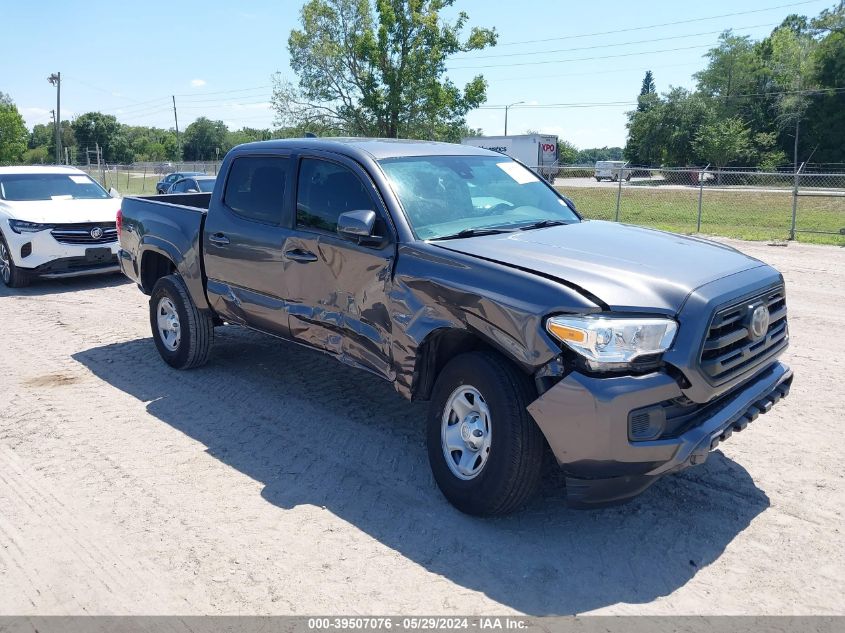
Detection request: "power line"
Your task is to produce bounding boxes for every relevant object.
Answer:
[491,61,703,83]
[448,43,715,70]
[451,23,777,61]
[479,86,845,111]
[174,84,271,98]
[492,0,826,47]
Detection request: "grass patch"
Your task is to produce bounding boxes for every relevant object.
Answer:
[557,184,844,246]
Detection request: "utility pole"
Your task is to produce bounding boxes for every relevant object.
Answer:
[504,101,524,136]
[48,72,61,165]
[172,95,181,161]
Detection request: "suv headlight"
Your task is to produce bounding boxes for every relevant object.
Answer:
[546,315,678,371]
[9,220,53,234]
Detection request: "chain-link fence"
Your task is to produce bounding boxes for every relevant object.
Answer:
[73,159,844,245]
[76,161,223,196]
[552,166,845,245]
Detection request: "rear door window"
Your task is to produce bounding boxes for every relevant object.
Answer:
[223,156,289,225]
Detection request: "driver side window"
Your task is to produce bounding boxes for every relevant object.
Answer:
[296,158,375,233]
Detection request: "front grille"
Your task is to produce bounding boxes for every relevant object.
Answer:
[699,285,788,384]
[50,222,118,245]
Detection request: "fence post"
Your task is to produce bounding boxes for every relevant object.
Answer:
[614,161,628,222]
[142,165,147,192]
[697,164,710,233]
[790,162,805,241]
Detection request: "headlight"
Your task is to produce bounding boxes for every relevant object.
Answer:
[9,220,53,234]
[546,315,678,371]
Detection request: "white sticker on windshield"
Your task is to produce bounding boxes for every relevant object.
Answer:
[496,161,539,184]
[69,175,91,184]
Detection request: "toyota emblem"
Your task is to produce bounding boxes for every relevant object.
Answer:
[747,304,770,341]
[90,226,104,240]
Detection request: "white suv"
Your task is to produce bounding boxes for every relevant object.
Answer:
[0,166,122,288]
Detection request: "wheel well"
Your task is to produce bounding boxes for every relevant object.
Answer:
[411,329,498,401]
[140,251,176,294]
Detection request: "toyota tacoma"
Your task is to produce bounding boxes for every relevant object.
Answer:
[117,138,792,515]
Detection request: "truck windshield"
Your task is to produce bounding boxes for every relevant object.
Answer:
[379,155,578,240]
[0,173,110,201]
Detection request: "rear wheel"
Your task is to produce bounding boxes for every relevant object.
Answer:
[427,351,545,516]
[149,274,213,369]
[0,235,30,288]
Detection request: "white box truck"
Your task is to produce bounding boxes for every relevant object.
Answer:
[461,134,559,182]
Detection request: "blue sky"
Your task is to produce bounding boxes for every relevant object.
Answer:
[1,0,834,148]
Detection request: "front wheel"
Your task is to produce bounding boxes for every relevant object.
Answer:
[0,235,30,288]
[427,351,545,516]
[149,274,213,369]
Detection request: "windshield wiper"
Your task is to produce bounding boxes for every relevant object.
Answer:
[518,219,569,231]
[434,227,517,241]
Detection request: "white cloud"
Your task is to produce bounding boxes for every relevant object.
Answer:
[190,79,207,87]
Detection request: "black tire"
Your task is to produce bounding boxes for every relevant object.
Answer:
[0,234,31,288]
[426,351,545,516]
[595,177,601,182]
[149,274,213,369]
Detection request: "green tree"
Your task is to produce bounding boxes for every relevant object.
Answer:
[22,146,49,164]
[751,132,788,170]
[182,117,228,160]
[804,2,845,164]
[29,123,53,149]
[625,89,712,166]
[274,0,497,140]
[692,117,752,182]
[637,70,656,112]
[575,147,624,163]
[0,93,28,164]
[72,112,123,161]
[768,25,818,170]
[557,140,578,164]
[30,120,76,162]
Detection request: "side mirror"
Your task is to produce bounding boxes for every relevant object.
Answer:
[109,187,121,198]
[337,210,376,238]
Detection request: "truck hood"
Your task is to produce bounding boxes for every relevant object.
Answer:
[0,198,121,224]
[432,220,766,313]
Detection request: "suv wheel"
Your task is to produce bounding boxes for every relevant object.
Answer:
[427,351,544,516]
[0,235,30,288]
[149,274,213,369]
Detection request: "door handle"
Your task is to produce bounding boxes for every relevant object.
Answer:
[209,233,230,246]
[285,249,318,263]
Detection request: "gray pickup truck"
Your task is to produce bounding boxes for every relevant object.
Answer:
[117,138,792,515]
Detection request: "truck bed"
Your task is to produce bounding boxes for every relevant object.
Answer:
[132,192,212,212]
[118,192,211,310]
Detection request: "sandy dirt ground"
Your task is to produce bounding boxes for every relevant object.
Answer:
[0,238,842,616]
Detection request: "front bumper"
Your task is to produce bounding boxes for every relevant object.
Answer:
[527,361,793,507]
[4,226,120,278]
